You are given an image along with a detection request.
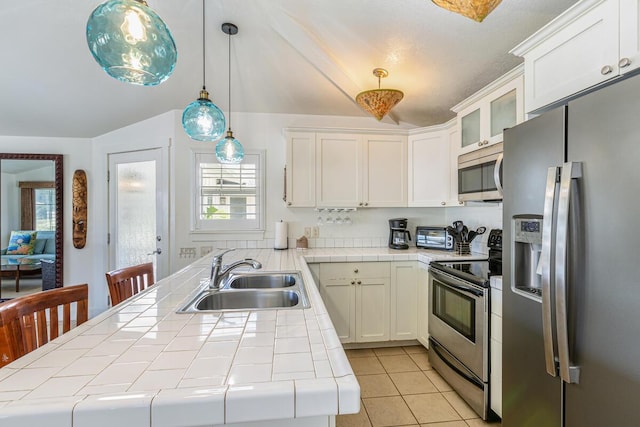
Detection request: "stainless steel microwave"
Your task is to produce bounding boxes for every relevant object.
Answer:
[458,142,503,202]
[416,226,454,251]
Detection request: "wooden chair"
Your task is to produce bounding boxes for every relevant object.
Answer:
[0,284,88,366]
[105,263,155,306]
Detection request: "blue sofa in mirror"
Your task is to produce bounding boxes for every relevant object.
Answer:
[1,230,55,262]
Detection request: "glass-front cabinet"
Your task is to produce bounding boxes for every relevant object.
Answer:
[454,66,524,155]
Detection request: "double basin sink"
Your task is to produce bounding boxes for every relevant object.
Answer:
[178,271,311,312]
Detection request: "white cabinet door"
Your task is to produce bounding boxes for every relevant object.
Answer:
[390,262,418,340]
[519,0,619,113]
[408,130,451,207]
[320,278,355,342]
[417,262,430,347]
[316,133,361,207]
[362,135,407,207]
[285,131,316,207]
[619,0,640,74]
[356,277,390,342]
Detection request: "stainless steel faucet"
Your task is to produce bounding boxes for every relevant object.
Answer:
[209,248,262,289]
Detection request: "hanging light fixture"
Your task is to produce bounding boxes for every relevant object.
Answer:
[431,0,503,22]
[215,23,244,164]
[86,0,177,86]
[355,68,404,121]
[182,0,226,142]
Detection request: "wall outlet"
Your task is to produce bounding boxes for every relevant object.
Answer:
[304,227,312,238]
[179,247,196,258]
[312,226,320,238]
[200,246,213,257]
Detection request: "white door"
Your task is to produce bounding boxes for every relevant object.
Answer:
[108,149,168,280]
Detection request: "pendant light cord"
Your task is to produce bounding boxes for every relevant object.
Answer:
[202,0,206,90]
[228,28,232,130]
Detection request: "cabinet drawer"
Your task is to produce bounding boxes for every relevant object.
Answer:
[320,262,390,280]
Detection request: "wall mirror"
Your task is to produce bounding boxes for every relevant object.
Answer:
[0,154,63,298]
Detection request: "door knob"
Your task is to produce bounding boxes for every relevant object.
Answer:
[619,57,632,68]
[601,65,614,75]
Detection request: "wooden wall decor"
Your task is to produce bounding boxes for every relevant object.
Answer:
[72,170,88,249]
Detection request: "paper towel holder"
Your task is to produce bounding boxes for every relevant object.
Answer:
[274,220,288,250]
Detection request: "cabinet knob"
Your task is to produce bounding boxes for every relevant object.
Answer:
[357,280,362,285]
[441,201,446,206]
[287,201,292,206]
[364,202,369,207]
[619,57,632,68]
[351,280,355,285]
[359,202,363,206]
[354,268,359,273]
[601,65,614,75]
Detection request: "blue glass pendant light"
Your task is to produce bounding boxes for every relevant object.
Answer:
[215,23,244,164]
[182,0,226,142]
[86,0,177,86]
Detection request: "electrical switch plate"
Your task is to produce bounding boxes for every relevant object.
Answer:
[304,227,312,238]
[312,226,320,238]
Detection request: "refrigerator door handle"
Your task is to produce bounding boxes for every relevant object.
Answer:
[555,161,582,384]
[541,166,559,377]
[494,152,504,196]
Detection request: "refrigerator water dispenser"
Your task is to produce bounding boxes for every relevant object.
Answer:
[512,215,543,301]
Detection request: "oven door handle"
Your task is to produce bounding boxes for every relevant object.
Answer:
[429,268,484,297]
[430,338,483,389]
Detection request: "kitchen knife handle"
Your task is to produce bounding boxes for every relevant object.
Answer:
[555,162,582,384]
[541,167,558,377]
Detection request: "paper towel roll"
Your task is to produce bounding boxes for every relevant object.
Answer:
[274,220,288,250]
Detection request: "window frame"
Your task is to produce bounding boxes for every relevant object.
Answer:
[191,149,266,236]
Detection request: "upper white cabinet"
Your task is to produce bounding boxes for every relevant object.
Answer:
[512,0,640,113]
[284,131,316,207]
[315,132,407,208]
[452,67,524,156]
[408,127,459,207]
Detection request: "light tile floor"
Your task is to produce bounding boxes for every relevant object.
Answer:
[336,345,501,427]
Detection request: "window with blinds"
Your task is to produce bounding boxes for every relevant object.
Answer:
[194,152,263,231]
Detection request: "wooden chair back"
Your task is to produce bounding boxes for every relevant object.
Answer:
[105,262,155,306]
[0,284,89,366]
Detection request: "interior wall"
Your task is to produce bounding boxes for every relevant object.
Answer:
[0,137,94,308]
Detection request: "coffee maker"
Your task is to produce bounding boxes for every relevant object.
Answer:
[389,218,411,250]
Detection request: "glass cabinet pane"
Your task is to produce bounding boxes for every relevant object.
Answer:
[490,89,517,137]
[461,108,481,147]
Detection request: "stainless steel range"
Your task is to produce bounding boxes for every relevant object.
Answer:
[428,229,502,420]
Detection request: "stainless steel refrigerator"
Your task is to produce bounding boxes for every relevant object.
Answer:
[502,73,640,426]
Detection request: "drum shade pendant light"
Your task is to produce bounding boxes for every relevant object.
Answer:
[182,0,226,142]
[356,68,404,121]
[86,0,177,86]
[432,0,503,22]
[215,23,244,164]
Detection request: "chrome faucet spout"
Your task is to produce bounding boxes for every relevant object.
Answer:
[209,249,262,289]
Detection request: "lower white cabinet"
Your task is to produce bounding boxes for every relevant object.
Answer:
[490,278,503,418]
[319,262,390,343]
[417,262,430,347]
[390,262,418,340]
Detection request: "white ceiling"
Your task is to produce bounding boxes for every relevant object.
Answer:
[0,0,579,139]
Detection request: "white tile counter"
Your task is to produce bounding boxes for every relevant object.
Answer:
[0,247,485,427]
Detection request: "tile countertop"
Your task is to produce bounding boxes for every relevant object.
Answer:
[0,247,485,427]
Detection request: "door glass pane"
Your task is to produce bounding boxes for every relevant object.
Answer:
[483,162,498,191]
[458,164,483,194]
[490,89,517,137]
[433,279,476,342]
[116,161,156,269]
[461,108,481,147]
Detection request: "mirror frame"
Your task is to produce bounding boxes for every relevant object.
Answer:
[0,153,63,288]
